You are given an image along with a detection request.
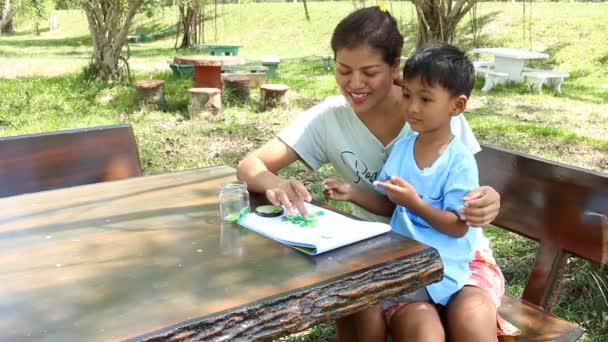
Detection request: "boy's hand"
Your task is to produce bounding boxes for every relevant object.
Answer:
[373,176,421,208]
[322,178,353,201]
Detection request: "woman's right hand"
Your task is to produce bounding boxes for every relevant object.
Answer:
[266,178,312,218]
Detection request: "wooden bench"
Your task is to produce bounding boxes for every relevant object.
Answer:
[221,65,268,87]
[522,70,570,94]
[0,124,142,198]
[167,60,194,78]
[193,44,242,56]
[476,143,607,341]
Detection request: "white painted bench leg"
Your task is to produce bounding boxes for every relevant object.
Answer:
[527,76,546,93]
[482,75,508,92]
[548,77,564,94]
[481,76,494,92]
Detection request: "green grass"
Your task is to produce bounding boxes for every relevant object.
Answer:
[1,1,607,340]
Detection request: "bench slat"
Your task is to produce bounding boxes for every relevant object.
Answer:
[477,144,607,263]
[498,295,584,342]
[0,124,142,198]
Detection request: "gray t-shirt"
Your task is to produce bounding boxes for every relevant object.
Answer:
[278,96,481,222]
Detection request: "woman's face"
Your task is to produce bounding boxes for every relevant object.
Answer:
[335,45,398,114]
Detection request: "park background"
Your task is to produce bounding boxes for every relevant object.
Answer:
[0,0,607,340]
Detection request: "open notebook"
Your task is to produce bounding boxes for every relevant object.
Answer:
[238,202,391,255]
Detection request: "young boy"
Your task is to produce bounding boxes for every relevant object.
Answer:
[323,42,483,341]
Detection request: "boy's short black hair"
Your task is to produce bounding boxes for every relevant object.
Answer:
[331,6,404,65]
[403,43,475,97]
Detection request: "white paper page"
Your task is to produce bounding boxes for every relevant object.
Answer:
[239,202,391,255]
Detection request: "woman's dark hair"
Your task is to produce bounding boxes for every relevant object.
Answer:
[331,6,404,65]
[403,43,475,97]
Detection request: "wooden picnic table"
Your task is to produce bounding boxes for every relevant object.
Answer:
[0,166,443,341]
[174,55,244,90]
[472,47,549,82]
[193,44,242,56]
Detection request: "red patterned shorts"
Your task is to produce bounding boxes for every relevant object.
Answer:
[383,250,520,336]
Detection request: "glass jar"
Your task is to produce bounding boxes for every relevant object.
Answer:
[219,181,250,222]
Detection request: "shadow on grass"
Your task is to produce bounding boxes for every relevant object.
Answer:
[0,35,92,48]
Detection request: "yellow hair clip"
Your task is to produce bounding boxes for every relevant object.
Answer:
[378,1,388,12]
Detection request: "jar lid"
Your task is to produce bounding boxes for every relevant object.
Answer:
[255,205,284,217]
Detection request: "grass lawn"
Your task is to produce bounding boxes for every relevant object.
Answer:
[0,1,607,340]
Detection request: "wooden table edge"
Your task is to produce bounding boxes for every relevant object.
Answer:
[136,246,443,341]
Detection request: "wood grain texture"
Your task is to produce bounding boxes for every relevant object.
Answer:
[498,296,584,342]
[141,246,442,341]
[0,166,441,342]
[477,143,606,341]
[0,124,142,198]
[476,143,607,263]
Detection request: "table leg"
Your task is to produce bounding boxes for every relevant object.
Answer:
[494,56,525,82]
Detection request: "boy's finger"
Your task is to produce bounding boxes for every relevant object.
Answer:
[376,181,400,193]
[389,176,408,186]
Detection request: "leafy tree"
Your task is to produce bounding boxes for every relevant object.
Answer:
[413,0,477,48]
[81,0,145,82]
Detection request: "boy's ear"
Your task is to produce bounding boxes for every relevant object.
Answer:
[451,95,468,116]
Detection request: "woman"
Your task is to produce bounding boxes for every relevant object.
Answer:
[237,6,512,341]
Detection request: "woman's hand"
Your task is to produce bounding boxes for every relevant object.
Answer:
[266,177,312,218]
[461,186,501,226]
[322,178,353,201]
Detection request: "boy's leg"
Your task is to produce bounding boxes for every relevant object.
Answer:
[444,285,498,342]
[335,315,356,342]
[335,305,386,342]
[389,301,444,342]
[353,305,386,342]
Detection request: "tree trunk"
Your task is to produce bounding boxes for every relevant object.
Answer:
[302,0,310,21]
[414,0,477,48]
[0,0,17,35]
[82,0,144,82]
[179,3,200,48]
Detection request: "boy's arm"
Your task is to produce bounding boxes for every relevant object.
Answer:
[378,177,468,237]
[415,153,479,238]
[407,199,468,237]
[348,185,395,217]
[322,178,395,217]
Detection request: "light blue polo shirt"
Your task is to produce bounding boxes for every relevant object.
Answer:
[376,133,480,306]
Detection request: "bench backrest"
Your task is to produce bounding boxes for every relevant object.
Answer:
[0,124,142,198]
[476,143,607,309]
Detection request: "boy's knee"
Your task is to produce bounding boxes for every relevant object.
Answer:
[451,286,496,315]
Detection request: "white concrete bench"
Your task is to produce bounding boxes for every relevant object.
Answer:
[477,69,509,92]
[473,60,494,76]
[522,70,569,94]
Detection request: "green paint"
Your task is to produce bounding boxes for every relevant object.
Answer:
[224,207,250,222]
[281,211,324,228]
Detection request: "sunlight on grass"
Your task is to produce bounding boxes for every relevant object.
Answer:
[0,2,607,340]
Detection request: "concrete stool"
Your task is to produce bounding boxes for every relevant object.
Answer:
[259,84,289,112]
[187,87,221,119]
[135,80,167,111]
[223,75,251,103]
[261,55,280,78]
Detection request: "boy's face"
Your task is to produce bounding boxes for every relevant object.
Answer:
[401,76,467,133]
